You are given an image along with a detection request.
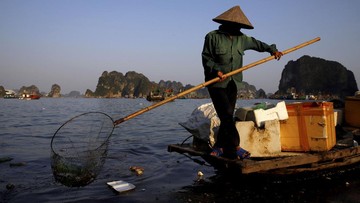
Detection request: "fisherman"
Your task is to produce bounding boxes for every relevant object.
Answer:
[202,5,283,159]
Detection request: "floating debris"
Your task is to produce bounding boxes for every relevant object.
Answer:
[0,157,13,163]
[195,170,204,182]
[197,171,204,178]
[107,180,135,193]
[6,183,15,190]
[130,166,144,176]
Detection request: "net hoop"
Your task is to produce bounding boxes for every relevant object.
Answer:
[50,112,115,187]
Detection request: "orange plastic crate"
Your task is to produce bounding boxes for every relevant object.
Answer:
[280,102,336,152]
[345,97,360,128]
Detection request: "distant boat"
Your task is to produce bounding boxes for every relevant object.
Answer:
[146,89,174,102]
[3,90,19,99]
[4,94,19,99]
[20,93,41,100]
[146,92,165,102]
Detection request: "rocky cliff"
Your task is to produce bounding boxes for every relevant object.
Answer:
[277,55,358,99]
[66,91,81,97]
[0,86,5,97]
[48,84,61,97]
[85,71,153,98]
[19,85,40,96]
[237,81,259,99]
[84,70,261,99]
[85,70,208,98]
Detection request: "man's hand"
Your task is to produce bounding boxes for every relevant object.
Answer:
[217,71,227,81]
[273,51,283,60]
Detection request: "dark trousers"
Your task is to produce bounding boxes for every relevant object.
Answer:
[207,80,239,154]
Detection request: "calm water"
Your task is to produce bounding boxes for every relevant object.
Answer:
[0,98,359,203]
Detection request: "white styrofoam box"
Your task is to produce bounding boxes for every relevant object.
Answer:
[236,120,281,157]
[253,101,288,127]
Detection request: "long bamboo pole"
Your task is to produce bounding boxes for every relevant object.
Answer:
[114,37,321,125]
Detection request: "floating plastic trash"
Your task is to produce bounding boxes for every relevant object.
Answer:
[107,180,135,193]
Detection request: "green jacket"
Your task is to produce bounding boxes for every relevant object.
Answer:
[202,29,278,89]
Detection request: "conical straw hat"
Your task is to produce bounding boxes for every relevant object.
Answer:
[212,6,254,29]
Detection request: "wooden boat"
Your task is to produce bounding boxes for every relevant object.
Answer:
[3,90,19,99]
[146,94,164,102]
[20,93,41,100]
[4,94,19,99]
[168,143,360,175]
[168,129,360,175]
[146,89,174,102]
[169,100,360,175]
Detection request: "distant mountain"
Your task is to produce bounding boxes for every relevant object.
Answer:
[85,71,153,98]
[275,55,358,99]
[84,70,262,99]
[0,86,5,97]
[0,64,266,98]
[65,91,81,98]
[19,85,40,96]
[48,84,61,98]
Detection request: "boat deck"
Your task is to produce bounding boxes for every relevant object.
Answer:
[168,143,360,175]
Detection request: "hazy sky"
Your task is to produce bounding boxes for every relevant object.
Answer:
[1,0,359,94]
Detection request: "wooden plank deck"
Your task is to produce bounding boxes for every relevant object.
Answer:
[168,144,360,174]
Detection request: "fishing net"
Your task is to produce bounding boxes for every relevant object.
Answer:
[50,112,115,187]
